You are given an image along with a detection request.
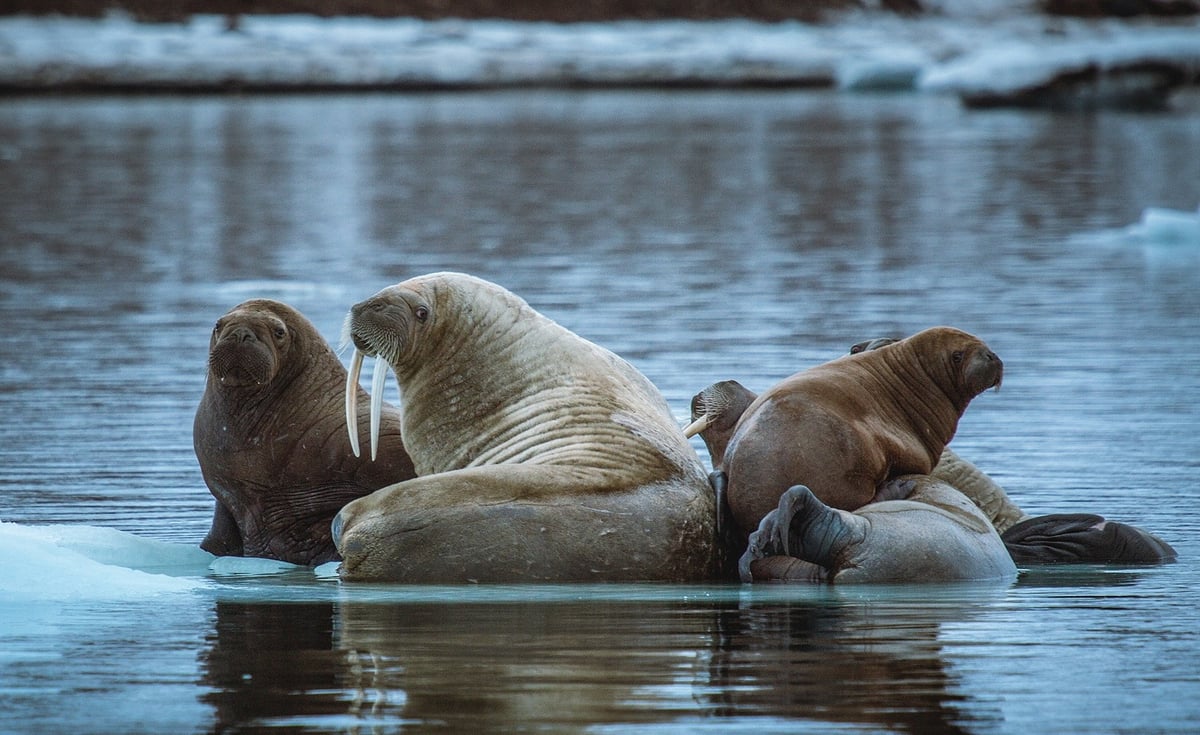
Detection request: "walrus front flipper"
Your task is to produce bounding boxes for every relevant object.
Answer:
[201,500,244,557]
[709,470,745,580]
[1001,514,1177,565]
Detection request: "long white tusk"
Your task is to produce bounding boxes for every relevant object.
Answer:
[682,414,710,438]
[370,355,388,462]
[345,349,364,458]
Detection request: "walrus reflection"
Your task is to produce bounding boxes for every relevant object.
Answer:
[707,594,1006,734]
[194,299,415,565]
[201,601,351,732]
[335,593,1001,734]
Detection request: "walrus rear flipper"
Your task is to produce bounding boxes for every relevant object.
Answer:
[1001,513,1177,565]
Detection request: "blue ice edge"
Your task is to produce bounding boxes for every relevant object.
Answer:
[1,521,1165,607]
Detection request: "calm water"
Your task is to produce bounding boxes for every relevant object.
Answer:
[1,89,1198,734]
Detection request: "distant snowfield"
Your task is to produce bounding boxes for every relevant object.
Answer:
[0,7,1197,100]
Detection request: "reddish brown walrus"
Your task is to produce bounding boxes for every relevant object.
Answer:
[194,299,415,565]
[708,327,1003,542]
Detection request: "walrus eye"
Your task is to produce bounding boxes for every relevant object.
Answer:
[273,326,286,340]
[414,305,429,322]
[952,351,964,364]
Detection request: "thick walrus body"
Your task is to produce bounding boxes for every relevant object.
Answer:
[334,272,715,583]
[717,327,1003,542]
[194,299,415,565]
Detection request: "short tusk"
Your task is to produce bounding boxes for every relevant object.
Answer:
[682,414,710,438]
[345,349,364,458]
[369,355,388,462]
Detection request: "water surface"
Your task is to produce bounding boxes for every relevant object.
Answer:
[1,89,1198,733]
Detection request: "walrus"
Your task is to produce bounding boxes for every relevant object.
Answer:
[710,326,1003,542]
[333,272,715,583]
[740,478,1018,584]
[194,299,415,566]
[687,339,1176,567]
[852,337,1176,564]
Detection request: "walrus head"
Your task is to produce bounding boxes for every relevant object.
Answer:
[683,380,758,468]
[341,281,437,460]
[207,301,298,389]
[897,327,1003,408]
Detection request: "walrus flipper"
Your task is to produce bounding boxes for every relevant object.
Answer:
[778,485,866,571]
[709,470,746,579]
[200,500,244,557]
[1001,513,1177,565]
[737,485,865,583]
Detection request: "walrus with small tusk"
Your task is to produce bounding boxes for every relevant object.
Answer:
[335,272,715,583]
[194,299,415,565]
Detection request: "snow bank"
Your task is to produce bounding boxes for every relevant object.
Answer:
[0,10,1196,98]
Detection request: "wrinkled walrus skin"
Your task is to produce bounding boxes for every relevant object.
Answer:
[194,299,415,566]
[334,272,715,583]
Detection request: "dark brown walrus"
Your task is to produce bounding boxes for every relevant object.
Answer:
[708,326,1003,543]
[194,299,415,565]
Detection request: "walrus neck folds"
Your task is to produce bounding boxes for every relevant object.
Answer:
[397,286,575,474]
[387,278,675,481]
[872,345,963,459]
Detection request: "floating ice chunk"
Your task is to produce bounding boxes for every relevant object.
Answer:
[0,522,205,600]
[208,555,306,577]
[314,561,342,580]
[1129,206,1200,246]
[837,55,924,91]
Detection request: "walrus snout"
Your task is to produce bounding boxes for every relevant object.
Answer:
[970,348,1004,393]
[208,337,274,387]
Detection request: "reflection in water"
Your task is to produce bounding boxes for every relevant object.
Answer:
[201,602,351,731]
[1,90,1198,734]
[192,589,1004,733]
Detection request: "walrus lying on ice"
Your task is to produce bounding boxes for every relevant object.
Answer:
[194,299,415,565]
[334,272,715,583]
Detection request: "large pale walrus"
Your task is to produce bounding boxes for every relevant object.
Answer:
[334,272,715,583]
[705,327,1003,543]
[741,477,1018,583]
[194,299,416,565]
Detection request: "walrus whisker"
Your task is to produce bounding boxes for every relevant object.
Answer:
[346,348,364,458]
[682,414,709,438]
[370,354,388,462]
